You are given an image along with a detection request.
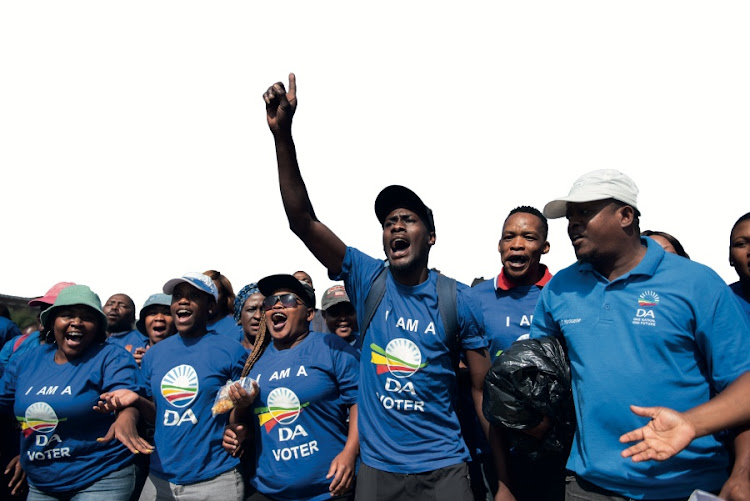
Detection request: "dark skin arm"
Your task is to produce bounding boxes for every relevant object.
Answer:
[465,348,516,501]
[720,426,750,501]
[94,389,156,424]
[224,381,259,458]
[326,404,359,496]
[621,372,750,461]
[4,455,25,496]
[96,407,154,454]
[263,73,347,275]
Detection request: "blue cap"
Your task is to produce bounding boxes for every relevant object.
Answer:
[163,272,219,303]
[136,293,172,334]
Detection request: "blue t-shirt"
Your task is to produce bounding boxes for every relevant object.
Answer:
[141,332,246,485]
[333,247,487,473]
[248,333,360,501]
[729,281,750,318]
[0,343,145,492]
[470,267,551,360]
[209,314,244,345]
[530,238,750,499]
[106,329,148,354]
[0,317,22,351]
[0,331,42,379]
[463,267,552,457]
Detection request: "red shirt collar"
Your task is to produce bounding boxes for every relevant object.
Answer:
[495,265,552,291]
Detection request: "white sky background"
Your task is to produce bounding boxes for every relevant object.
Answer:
[1,2,748,311]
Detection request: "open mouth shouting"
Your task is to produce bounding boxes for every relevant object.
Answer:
[389,237,410,260]
[505,253,530,271]
[270,311,288,331]
[175,308,193,324]
[64,329,87,348]
[149,320,170,341]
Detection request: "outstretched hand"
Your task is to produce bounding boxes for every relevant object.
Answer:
[93,389,140,414]
[264,73,297,135]
[97,407,154,454]
[620,405,696,462]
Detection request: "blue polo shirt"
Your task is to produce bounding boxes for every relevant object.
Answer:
[332,247,486,473]
[530,238,750,499]
[470,266,552,360]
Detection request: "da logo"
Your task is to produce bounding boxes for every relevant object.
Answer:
[371,338,428,378]
[255,388,309,432]
[21,402,61,437]
[638,291,660,307]
[161,365,199,408]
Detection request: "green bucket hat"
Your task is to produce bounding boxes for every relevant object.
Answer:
[40,284,107,330]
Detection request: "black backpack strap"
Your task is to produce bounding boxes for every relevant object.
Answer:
[436,274,460,357]
[357,268,460,356]
[357,266,388,350]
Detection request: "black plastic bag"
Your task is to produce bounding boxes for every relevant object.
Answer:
[483,335,575,461]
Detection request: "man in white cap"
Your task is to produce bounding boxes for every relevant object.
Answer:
[529,169,750,500]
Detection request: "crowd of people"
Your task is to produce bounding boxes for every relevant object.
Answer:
[0,73,749,501]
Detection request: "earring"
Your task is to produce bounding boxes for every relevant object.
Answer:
[44,330,55,344]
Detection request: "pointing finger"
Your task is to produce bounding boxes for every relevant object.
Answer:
[288,73,296,98]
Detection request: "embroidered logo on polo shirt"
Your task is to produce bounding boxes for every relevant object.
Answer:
[638,291,660,306]
[633,290,658,326]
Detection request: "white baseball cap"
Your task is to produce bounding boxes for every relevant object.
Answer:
[543,169,639,219]
[163,272,219,302]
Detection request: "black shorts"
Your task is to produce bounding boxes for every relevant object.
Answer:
[355,462,473,501]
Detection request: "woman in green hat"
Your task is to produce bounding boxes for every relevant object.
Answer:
[0,284,152,500]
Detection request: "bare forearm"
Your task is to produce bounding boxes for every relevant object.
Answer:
[229,405,251,426]
[344,405,360,455]
[489,424,513,490]
[273,133,319,237]
[134,396,156,423]
[686,372,750,437]
[730,427,750,481]
[472,385,490,440]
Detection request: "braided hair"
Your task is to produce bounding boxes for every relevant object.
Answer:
[241,312,271,377]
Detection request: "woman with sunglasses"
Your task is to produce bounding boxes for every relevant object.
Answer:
[0,285,150,500]
[224,274,360,501]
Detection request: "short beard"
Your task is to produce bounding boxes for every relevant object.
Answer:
[107,320,133,334]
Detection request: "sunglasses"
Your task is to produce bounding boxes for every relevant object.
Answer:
[262,293,304,312]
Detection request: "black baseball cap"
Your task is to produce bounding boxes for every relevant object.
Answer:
[374,185,435,232]
[258,274,316,308]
